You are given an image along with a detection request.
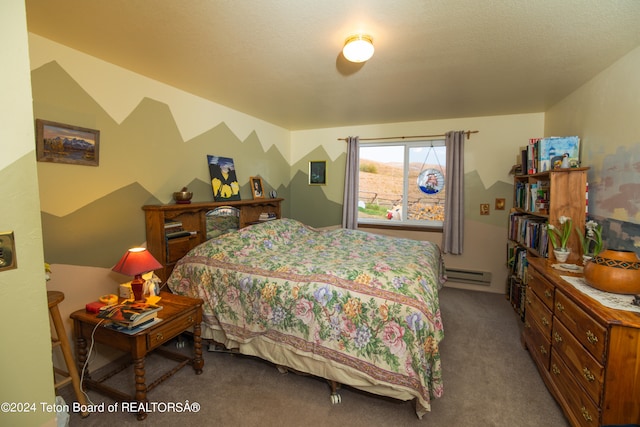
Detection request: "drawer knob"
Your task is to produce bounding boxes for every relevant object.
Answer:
[554,332,563,343]
[580,406,593,422]
[526,297,532,306]
[539,345,547,355]
[586,330,598,345]
[188,316,193,323]
[582,367,595,382]
[556,302,565,312]
[544,290,552,299]
[541,316,549,327]
[156,333,164,341]
[551,364,560,375]
[524,321,531,329]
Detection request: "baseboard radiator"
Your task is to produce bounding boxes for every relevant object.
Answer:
[445,268,492,286]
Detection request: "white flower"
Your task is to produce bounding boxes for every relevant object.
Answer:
[547,216,573,249]
[576,220,603,256]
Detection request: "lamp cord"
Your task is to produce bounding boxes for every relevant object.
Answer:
[79,318,105,405]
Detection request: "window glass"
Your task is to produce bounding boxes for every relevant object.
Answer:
[358,141,446,227]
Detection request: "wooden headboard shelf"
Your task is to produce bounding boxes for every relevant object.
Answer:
[143,198,283,281]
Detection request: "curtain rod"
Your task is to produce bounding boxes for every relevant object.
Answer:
[337,130,478,142]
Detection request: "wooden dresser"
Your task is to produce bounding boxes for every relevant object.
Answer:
[524,257,640,426]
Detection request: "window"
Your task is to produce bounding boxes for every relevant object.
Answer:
[358,140,446,228]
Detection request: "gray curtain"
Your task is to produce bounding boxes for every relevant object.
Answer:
[442,131,465,254]
[342,136,360,229]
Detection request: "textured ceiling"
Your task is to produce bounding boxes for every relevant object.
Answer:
[25,0,640,131]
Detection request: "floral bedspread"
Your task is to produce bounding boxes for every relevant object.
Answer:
[167,218,445,413]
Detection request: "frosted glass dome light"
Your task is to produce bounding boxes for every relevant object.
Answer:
[342,34,374,63]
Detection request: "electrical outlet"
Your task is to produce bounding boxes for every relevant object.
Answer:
[0,231,17,271]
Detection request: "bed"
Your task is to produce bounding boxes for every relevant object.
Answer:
[166,218,446,418]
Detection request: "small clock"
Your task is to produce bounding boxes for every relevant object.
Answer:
[269,190,277,198]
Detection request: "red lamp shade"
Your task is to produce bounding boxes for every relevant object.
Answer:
[112,248,162,301]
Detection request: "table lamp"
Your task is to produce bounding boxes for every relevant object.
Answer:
[112,247,162,302]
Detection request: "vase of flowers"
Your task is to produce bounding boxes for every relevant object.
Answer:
[547,216,572,262]
[576,220,603,264]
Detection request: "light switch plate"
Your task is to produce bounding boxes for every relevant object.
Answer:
[0,231,17,271]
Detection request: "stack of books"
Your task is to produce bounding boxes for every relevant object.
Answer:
[98,302,163,330]
[259,212,277,221]
[165,220,191,239]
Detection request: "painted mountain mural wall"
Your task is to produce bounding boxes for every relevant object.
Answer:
[32,60,291,268]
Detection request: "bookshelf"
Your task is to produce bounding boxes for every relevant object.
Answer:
[143,199,283,281]
[506,168,588,317]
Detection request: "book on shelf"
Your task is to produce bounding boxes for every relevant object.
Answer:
[259,212,277,221]
[165,230,194,239]
[527,138,540,174]
[98,302,163,329]
[164,220,184,232]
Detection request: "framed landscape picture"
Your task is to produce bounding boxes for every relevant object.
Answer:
[35,119,100,166]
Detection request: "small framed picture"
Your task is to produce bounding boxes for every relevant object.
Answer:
[309,161,327,185]
[250,176,265,199]
[480,204,490,215]
[35,119,100,166]
[495,198,506,210]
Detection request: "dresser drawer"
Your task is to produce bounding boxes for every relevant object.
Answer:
[147,309,198,350]
[525,286,553,339]
[166,236,199,263]
[554,291,607,363]
[524,310,551,370]
[550,350,600,427]
[527,267,555,310]
[552,317,604,405]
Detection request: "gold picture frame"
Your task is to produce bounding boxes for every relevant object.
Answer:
[308,160,327,185]
[35,119,100,166]
[250,176,265,199]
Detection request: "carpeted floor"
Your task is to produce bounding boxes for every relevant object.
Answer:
[61,287,569,426]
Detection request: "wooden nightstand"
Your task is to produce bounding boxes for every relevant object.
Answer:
[70,291,203,420]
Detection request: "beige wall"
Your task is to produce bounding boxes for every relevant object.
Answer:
[544,46,640,254]
[0,2,56,426]
[290,113,545,294]
[545,45,640,228]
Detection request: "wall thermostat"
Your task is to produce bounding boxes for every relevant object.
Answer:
[0,231,17,272]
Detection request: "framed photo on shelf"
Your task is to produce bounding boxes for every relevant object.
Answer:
[250,176,265,199]
[35,119,100,166]
[308,160,327,185]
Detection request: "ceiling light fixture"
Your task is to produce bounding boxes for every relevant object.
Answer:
[342,34,374,63]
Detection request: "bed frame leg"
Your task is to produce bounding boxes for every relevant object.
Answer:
[328,380,342,404]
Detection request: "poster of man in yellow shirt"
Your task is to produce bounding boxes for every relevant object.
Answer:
[208,155,241,201]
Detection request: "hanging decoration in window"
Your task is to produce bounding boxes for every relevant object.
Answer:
[417,144,445,195]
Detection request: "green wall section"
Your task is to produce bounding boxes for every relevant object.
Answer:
[33,61,290,268]
[290,147,345,227]
[41,182,153,267]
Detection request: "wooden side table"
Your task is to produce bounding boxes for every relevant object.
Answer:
[70,291,203,420]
